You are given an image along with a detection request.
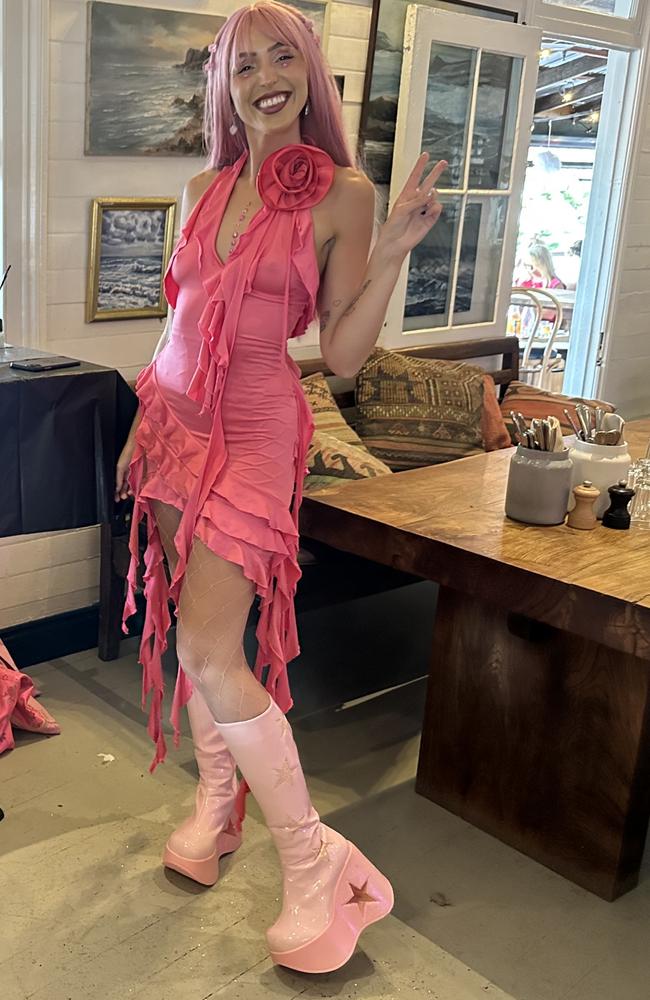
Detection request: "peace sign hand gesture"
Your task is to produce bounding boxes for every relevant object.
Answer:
[379,154,447,263]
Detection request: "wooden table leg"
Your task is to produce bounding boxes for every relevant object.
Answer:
[416,585,650,900]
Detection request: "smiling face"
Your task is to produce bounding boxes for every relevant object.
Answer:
[229,24,309,137]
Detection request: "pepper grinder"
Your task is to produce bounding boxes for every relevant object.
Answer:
[602,479,636,530]
[566,480,600,530]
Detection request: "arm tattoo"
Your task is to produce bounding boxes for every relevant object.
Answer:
[319,310,331,333]
[342,280,372,318]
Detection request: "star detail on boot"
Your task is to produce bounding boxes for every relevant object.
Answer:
[314,838,332,862]
[273,757,299,788]
[345,879,377,915]
[276,713,290,739]
[277,809,312,832]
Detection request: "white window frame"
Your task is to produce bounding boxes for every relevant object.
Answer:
[382,6,542,347]
[0,0,49,349]
[525,1,643,47]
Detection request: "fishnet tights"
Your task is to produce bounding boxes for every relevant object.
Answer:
[149,495,270,725]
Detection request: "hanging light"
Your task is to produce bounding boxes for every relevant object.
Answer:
[535,121,561,174]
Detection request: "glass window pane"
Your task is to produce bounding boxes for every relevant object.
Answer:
[542,0,635,16]
[453,197,508,326]
[469,54,523,190]
[405,197,461,330]
[360,1,516,187]
[422,45,477,189]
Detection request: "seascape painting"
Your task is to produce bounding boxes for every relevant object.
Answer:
[405,197,506,327]
[361,0,516,185]
[86,199,176,322]
[86,3,226,156]
[86,1,328,157]
[404,198,460,326]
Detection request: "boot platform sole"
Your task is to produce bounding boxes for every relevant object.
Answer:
[268,842,394,974]
[163,829,242,886]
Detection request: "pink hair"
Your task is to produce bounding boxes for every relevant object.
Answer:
[203,1,354,169]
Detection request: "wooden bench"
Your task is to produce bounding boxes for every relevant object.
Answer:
[98,336,519,661]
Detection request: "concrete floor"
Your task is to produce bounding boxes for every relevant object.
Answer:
[2,640,649,1000]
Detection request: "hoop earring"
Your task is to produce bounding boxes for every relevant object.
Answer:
[303,100,310,118]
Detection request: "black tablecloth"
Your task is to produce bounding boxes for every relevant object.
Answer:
[0,348,138,537]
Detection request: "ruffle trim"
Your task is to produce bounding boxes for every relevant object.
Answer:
[134,363,299,540]
[123,366,310,773]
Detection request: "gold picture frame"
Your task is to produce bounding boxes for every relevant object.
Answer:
[86,197,177,322]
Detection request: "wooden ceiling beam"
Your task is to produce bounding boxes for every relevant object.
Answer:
[535,99,601,122]
[537,55,608,95]
[535,76,605,116]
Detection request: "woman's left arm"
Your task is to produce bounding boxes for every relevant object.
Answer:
[318,154,446,379]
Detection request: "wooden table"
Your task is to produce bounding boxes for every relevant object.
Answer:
[300,420,650,900]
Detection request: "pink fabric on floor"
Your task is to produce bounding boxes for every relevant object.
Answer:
[0,639,61,753]
[123,144,334,771]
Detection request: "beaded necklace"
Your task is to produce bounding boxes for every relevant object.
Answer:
[229,198,254,256]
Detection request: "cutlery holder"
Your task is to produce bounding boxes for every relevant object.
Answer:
[567,438,631,518]
[505,446,573,526]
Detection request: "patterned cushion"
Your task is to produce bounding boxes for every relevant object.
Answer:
[355,348,485,470]
[304,430,393,494]
[500,381,616,445]
[300,372,366,449]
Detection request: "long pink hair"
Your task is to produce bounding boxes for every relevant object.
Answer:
[203,1,354,169]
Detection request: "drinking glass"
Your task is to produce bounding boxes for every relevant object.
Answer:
[628,459,650,529]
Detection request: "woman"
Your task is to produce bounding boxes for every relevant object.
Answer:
[115,1,444,975]
[519,241,566,290]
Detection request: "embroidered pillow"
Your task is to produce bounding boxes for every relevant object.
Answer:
[500,381,616,445]
[355,348,485,470]
[300,372,367,450]
[304,430,393,494]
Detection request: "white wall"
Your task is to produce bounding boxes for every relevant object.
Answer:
[1,0,372,629]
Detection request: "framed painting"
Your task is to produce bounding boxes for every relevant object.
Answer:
[85,2,226,156]
[86,198,176,322]
[86,1,330,157]
[295,0,331,45]
[360,0,519,187]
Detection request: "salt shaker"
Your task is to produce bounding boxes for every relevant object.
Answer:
[602,480,635,530]
[566,480,600,530]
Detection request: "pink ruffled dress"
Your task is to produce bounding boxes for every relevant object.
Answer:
[123,144,334,771]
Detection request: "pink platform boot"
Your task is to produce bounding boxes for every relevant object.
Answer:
[216,699,394,974]
[163,688,242,885]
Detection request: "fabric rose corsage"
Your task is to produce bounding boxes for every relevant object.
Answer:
[257,144,335,211]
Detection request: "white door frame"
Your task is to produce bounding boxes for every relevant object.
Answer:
[564,44,645,396]
[522,1,647,396]
[372,0,647,396]
[0,0,49,348]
